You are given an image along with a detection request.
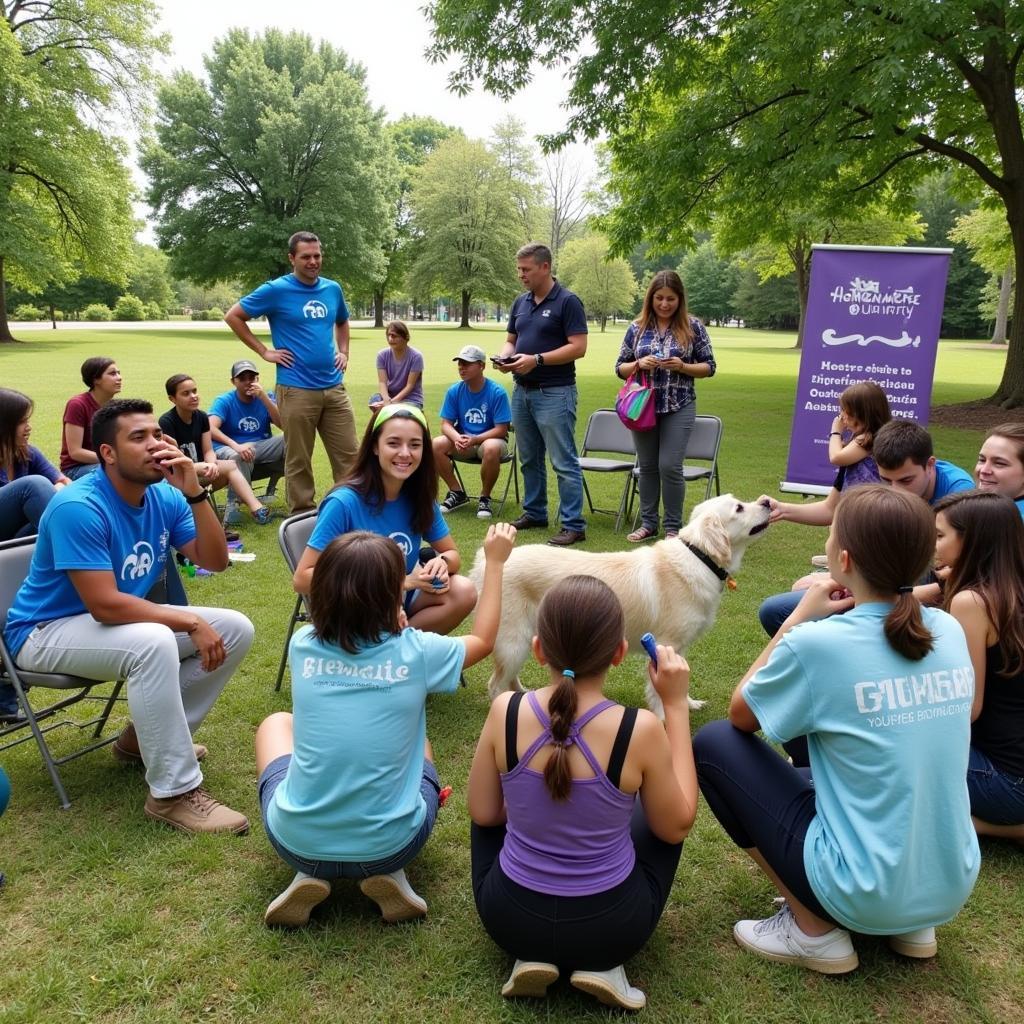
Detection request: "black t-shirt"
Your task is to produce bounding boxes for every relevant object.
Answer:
[973,643,1024,779]
[159,407,210,465]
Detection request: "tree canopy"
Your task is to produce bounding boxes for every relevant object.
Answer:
[142,29,395,292]
[428,1,1024,405]
[0,0,161,341]
[559,234,637,332]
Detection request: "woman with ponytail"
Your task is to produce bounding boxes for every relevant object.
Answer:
[468,575,697,1012]
[694,485,979,974]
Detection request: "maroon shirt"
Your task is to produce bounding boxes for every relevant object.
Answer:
[59,391,100,472]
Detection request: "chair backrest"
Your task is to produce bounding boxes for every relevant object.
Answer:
[581,409,637,458]
[685,415,723,462]
[0,537,35,625]
[278,510,318,574]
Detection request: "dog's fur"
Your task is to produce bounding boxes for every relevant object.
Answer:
[469,494,770,715]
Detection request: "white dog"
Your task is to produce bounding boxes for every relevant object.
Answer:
[469,494,771,715]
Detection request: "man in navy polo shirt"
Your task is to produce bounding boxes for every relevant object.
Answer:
[497,242,588,546]
[224,231,359,514]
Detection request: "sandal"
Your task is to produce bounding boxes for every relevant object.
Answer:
[627,526,658,543]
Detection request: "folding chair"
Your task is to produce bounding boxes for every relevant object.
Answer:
[577,409,638,531]
[0,537,127,809]
[449,426,520,517]
[627,414,724,526]
[274,510,318,691]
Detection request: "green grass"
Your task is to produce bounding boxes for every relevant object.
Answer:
[1,324,1021,1024]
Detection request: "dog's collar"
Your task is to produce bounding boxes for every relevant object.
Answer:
[683,540,737,590]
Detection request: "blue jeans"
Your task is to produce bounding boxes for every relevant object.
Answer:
[967,746,1024,825]
[0,475,57,541]
[64,464,97,481]
[259,755,442,880]
[758,589,804,636]
[512,384,585,532]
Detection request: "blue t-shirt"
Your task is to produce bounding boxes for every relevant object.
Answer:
[742,603,980,934]
[208,390,275,444]
[4,471,196,658]
[439,378,511,436]
[1016,496,1024,518]
[240,274,349,390]
[506,280,588,387]
[933,459,973,501]
[308,485,448,575]
[269,624,464,860]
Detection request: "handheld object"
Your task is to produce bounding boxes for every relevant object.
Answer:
[431,576,445,590]
[640,632,658,668]
[368,392,383,407]
[490,355,514,367]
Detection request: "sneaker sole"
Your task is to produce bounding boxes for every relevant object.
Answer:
[569,973,646,1011]
[359,875,427,922]
[733,926,859,974]
[501,962,559,998]
[264,877,331,928]
[477,511,492,519]
[888,935,937,958]
[143,805,249,836]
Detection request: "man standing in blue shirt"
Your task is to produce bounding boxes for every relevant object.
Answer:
[3,399,255,833]
[224,232,358,514]
[432,344,512,520]
[497,242,588,546]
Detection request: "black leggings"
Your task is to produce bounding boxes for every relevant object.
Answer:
[471,801,683,971]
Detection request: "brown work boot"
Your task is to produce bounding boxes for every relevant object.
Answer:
[144,787,249,835]
[113,723,207,766]
[547,528,586,547]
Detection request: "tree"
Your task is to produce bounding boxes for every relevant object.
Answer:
[142,29,395,292]
[0,1,160,342]
[559,234,637,332]
[406,137,522,328]
[543,150,590,269]
[372,116,458,327]
[427,2,1024,406]
[731,269,800,332]
[490,116,542,239]
[679,242,741,325]
[950,207,1015,344]
[128,243,175,312]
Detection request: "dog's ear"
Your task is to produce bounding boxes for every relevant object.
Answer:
[693,510,732,566]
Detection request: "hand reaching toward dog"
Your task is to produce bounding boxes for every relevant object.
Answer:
[483,522,517,562]
[648,645,690,710]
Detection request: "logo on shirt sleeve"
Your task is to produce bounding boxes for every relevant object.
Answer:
[303,300,329,319]
[121,541,155,581]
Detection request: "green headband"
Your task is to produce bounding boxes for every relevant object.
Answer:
[373,403,428,432]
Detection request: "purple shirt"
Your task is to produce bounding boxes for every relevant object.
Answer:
[1,446,62,486]
[376,347,424,407]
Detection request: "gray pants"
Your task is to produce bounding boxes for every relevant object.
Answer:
[215,435,285,509]
[16,606,254,797]
[632,403,697,532]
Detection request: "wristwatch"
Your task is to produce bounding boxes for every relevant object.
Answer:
[535,352,545,366]
[184,488,210,505]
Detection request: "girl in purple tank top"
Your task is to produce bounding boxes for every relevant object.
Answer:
[827,381,891,491]
[468,576,698,1012]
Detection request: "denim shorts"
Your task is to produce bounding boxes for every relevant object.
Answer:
[967,746,1024,825]
[258,754,442,879]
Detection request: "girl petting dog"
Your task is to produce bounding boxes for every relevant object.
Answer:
[694,486,979,974]
[933,490,1024,844]
[468,575,697,1011]
[256,523,516,927]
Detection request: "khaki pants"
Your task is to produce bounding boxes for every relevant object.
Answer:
[276,383,358,513]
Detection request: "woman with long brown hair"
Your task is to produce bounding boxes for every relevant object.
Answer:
[614,270,716,541]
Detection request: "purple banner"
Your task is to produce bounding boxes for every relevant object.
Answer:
[783,245,951,491]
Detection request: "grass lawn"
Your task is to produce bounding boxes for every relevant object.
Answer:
[0,324,1020,1023]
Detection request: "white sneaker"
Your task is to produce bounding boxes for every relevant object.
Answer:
[733,904,859,974]
[501,960,559,998]
[359,868,427,922]
[570,965,646,1011]
[264,871,331,928]
[889,927,937,959]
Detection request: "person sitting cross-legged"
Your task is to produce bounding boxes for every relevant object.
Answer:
[432,345,511,520]
[3,399,255,834]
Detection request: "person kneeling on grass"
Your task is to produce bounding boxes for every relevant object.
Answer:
[693,485,980,974]
[468,576,697,1012]
[255,522,517,928]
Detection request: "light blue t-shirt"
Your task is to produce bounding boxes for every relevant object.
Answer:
[933,459,973,501]
[309,486,448,575]
[742,603,980,934]
[439,378,511,436]
[208,390,275,444]
[4,471,196,658]
[240,274,349,390]
[268,624,465,860]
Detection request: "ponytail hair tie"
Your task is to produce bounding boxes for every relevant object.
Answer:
[896,585,913,595]
[562,668,575,679]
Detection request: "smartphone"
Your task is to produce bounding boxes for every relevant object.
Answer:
[368,392,383,407]
[640,632,658,668]
[490,355,513,367]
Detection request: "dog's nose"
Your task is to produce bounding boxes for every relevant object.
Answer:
[759,497,772,509]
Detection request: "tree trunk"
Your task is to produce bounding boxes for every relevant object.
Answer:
[990,210,1024,407]
[373,288,385,328]
[793,253,810,350]
[0,256,16,343]
[460,289,471,328]
[991,263,1012,344]
[600,313,607,332]
[49,302,57,329]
